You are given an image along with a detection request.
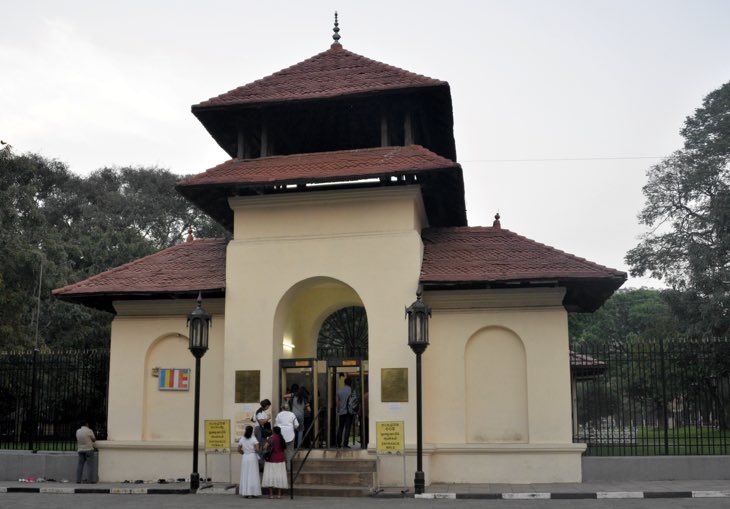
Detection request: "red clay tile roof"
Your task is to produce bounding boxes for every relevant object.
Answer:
[177,145,460,188]
[52,239,227,310]
[570,351,608,377]
[420,227,626,283]
[194,44,446,109]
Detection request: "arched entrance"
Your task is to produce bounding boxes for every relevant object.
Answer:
[317,306,368,358]
[274,278,369,449]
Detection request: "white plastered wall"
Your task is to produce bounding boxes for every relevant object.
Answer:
[414,288,585,483]
[222,186,427,467]
[96,184,585,485]
[98,299,225,481]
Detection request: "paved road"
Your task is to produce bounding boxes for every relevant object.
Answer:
[2,494,730,509]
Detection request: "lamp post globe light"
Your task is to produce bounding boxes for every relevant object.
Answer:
[187,291,211,492]
[406,288,431,495]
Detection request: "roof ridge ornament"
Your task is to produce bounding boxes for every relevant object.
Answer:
[331,11,342,48]
[493,212,501,229]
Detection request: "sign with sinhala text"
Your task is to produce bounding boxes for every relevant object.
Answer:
[205,419,231,453]
[376,421,404,454]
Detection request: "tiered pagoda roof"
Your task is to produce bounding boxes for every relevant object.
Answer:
[52,23,625,314]
[176,145,466,230]
[193,43,447,109]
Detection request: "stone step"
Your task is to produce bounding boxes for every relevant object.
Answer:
[290,484,373,497]
[295,470,374,487]
[293,447,369,459]
[295,458,376,472]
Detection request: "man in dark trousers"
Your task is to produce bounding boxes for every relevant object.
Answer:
[75,420,96,483]
[335,378,354,448]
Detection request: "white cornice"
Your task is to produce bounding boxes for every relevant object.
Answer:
[227,228,422,246]
[228,185,425,212]
[113,299,226,316]
[424,288,567,310]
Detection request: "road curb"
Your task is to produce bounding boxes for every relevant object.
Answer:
[2,487,730,498]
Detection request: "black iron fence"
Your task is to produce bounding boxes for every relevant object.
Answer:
[572,339,730,455]
[0,349,109,451]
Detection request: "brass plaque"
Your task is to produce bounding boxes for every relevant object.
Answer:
[295,360,311,367]
[341,360,357,366]
[235,370,260,403]
[381,368,408,402]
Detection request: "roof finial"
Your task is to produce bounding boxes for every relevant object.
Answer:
[493,212,501,229]
[186,226,194,243]
[331,11,341,48]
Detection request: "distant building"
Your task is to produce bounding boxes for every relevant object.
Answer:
[54,21,625,485]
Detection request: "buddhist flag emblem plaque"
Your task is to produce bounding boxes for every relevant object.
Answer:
[158,368,190,391]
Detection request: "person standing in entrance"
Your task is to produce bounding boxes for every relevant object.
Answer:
[75,420,96,483]
[253,399,272,470]
[289,386,310,448]
[274,402,299,465]
[335,377,354,448]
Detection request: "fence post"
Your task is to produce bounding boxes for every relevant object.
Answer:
[659,338,669,455]
[29,347,39,453]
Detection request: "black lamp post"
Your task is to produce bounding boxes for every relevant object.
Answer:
[187,291,211,492]
[406,288,430,495]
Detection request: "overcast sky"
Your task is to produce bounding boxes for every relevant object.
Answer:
[3,1,730,289]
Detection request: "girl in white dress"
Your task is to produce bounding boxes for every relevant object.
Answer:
[237,425,262,498]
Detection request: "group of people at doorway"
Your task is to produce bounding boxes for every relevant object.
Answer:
[237,386,311,499]
[237,379,364,498]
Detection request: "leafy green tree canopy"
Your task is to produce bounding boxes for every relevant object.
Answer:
[626,81,730,337]
[0,150,226,351]
[569,288,677,348]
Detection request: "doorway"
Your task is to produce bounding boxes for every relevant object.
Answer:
[276,297,370,449]
[278,357,369,449]
[279,358,318,447]
[326,358,368,449]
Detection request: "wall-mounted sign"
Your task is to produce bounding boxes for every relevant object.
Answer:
[381,368,408,402]
[376,421,404,454]
[158,368,190,391]
[205,419,230,453]
[235,370,260,403]
[235,412,254,439]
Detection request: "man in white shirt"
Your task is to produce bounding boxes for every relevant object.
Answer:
[75,421,96,483]
[274,403,299,465]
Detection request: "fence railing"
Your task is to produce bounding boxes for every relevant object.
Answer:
[0,349,109,451]
[3,341,730,456]
[572,339,730,455]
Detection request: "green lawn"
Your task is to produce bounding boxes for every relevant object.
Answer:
[581,426,730,456]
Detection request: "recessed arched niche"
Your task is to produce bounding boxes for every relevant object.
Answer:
[143,333,193,440]
[465,326,528,443]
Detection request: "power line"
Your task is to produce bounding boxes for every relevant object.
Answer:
[461,156,668,163]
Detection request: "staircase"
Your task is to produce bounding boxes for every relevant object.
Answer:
[291,448,377,497]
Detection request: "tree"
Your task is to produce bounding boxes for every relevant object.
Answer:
[569,288,677,348]
[626,81,730,337]
[0,151,227,350]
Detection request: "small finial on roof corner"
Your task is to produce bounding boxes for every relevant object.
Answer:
[186,226,194,243]
[331,11,342,48]
[493,212,501,229]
